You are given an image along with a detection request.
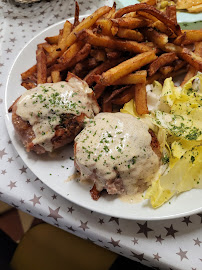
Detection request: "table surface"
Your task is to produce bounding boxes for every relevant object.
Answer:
[0,1,202,270]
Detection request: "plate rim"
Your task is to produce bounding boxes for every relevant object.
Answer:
[4,17,202,221]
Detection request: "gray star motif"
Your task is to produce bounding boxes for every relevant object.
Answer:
[8,181,17,190]
[182,216,192,226]
[79,221,89,231]
[155,235,164,244]
[153,253,161,261]
[131,251,147,262]
[7,157,14,163]
[30,194,42,206]
[117,229,122,234]
[67,226,76,232]
[137,221,153,238]
[0,148,7,159]
[5,48,12,53]
[193,238,202,246]
[109,217,119,225]
[19,166,27,174]
[10,38,16,43]
[98,218,104,224]
[1,170,7,175]
[52,194,57,200]
[176,248,188,261]
[165,225,178,238]
[67,206,74,213]
[48,207,63,221]
[132,237,138,245]
[26,179,31,183]
[108,237,120,247]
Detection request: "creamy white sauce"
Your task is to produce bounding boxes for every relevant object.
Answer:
[75,113,160,196]
[16,78,99,151]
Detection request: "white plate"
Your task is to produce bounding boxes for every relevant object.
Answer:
[5,16,202,221]
[117,0,202,23]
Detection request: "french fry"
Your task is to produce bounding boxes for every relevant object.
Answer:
[94,51,157,86]
[51,71,61,83]
[163,43,202,71]
[50,43,92,73]
[111,17,148,29]
[77,29,152,53]
[45,35,59,45]
[134,83,149,115]
[148,52,178,76]
[106,50,121,59]
[21,65,37,81]
[84,58,123,86]
[58,20,72,48]
[105,86,131,102]
[182,30,202,45]
[116,28,144,42]
[90,49,107,62]
[93,84,106,99]
[142,28,168,47]
[165,5,177,23]
[47,76,53,83]
[159,65,174,76]
[46,6,110,66]
[58,41,83,64]
[104,2,116,18]
[96,18,113,36]
[112,70,147,85]
[114,3,181,36]
[112,87,134,105]
[141,0,156,5]
[181,41,202,86]
[36,46,47,84]
[73,1,80,28]
[21,82,36,90]
[102,92,112,112]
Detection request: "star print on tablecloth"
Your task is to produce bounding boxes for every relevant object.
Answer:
[109,217,119,225]
[131,237,138,245]
[108,238,121,248]
[131,251,147,262]
[29,194,41,206]
[19,165,27,174]
[79,221,89,231]
[67,206,74,214]
[182,216,192,226]
[176,248,188,261]
[193,238,202,246]
[117,229,122,234]
[153,253,161,261]
[137,222,153,238]
[66,226,76,232]
[0,148,7,159]
[1,169,7,175]
[7,157,14,163]
[98,218,104,225]
[51,194,57,200]
[48,207,63,221]
[165,225,178,238]
[155,235,164,244]
[8,181,17,190]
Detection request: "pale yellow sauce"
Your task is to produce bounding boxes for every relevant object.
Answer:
[16,78,99,151]
[75,113,160,196]
[65,173,80,182]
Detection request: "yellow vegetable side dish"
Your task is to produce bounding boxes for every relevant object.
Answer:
[121,73,202,207]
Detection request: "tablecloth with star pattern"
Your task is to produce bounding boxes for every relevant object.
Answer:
[0,1,202,269]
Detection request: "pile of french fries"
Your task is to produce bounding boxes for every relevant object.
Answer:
[21,1,202,115]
